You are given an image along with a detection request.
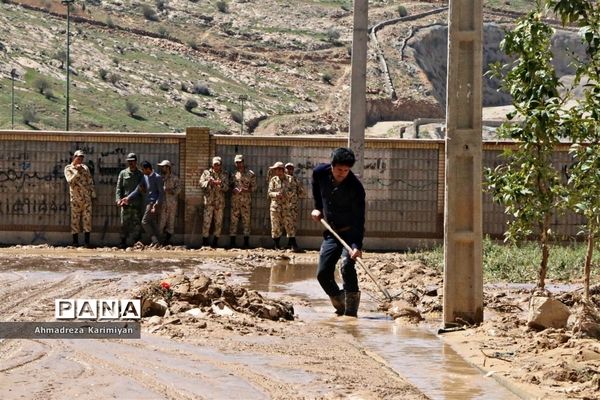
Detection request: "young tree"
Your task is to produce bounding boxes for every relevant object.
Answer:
[548,0,600,301]
[486,8,568,291]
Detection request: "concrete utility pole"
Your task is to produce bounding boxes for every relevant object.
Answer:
[348,0,368,176]
[443,0,484,327]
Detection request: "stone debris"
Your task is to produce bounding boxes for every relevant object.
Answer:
[134,272,294,322]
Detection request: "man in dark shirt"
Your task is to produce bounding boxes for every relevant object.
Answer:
[311,148,366,317]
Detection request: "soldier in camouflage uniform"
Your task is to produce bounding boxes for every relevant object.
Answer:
[268,161,293,249]
[199,156,229,248]
[229,154,256,249]
[115,152,144,248]
[284,162,306,252]
[157,160,180,245]
[64,150,96,247]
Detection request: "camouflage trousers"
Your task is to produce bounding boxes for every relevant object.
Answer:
[120,206,142,244]
[202,204,224,237]
[159,201,177,235]
[70,198,92,234]
[285,203,301,237]
[230,195,252,236]
[270,206,294,238]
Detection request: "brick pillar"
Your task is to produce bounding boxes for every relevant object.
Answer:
[183,127,210,246]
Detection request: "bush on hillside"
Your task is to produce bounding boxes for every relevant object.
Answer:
[193,82,211,96]
[142,5,159,21]
[98,68,109,81]
[230,110,242,123]
[185,99,198,112]
[325,28,340,44]
[125,100,140,117]
[22,105,39,126]
[33,77,51,95]
[397,5,408,17]
[216,0,229,13]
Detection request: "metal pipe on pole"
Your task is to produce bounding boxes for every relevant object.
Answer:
[62,0,75,131]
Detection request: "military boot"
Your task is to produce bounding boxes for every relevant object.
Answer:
[84,232,91,248]
[72,233,79,247]
[288,237,300,253]
[329,292,345,316]
[243,236,250,249]
[273,236,281,250]
[202,237,209,247]
[344,291,361,317]
[211,236,219,248]
[229,236,236,249]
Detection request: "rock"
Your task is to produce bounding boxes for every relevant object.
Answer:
[211,300,235,316]
[388,299,423,321]
[185,308,205,318]
[141,298,169,317]
[527,296,571,331]
[147,315,162,325]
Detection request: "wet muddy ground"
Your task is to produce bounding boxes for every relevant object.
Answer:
[0,246,598,399]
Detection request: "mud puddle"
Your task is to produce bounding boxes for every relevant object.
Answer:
[243,261,520,400]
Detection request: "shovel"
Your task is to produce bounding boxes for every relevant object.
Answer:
[320,219,393,301]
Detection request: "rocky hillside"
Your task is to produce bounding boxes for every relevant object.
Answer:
[0,0,542,135]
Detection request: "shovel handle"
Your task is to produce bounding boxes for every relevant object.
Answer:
[319,219,393,301]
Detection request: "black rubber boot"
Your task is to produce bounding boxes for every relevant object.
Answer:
[202,237,209,247]
[119,237,127,249]
[229,236,236,249]
[243,236,250,249]
[72,233,79,246]
[329,293,345,316]
[288,237,300,252]
[84,232,91,248]
[164,232,172,245]
[273,237,281,249]
[211,236,219,248]
[344,291,361,317]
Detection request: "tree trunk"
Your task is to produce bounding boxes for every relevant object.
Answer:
[538,215,550,291]
[584,229,594,302]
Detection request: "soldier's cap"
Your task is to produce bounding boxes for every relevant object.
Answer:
[157,160,172,167]
[269,161,285,169]
[234,154,244,162]
[212,156,222,165]
[126,152,137,161]
[285,162,294,168]
[73,150,85,157]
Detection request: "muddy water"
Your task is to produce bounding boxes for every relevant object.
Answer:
[1,255,519,399]
[244,261,520,400]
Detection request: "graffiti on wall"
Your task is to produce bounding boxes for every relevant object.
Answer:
[0,141,179,227]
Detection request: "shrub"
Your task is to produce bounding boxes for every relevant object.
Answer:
[52,50,69,69]
[33,77,51,94]
[159,81,170,91]
[230,110,242,123]
[142,5,159,21]
[322,72,333,84]
[193,82,211,96]
[188,40,200,50]
[155,0,167,12]
[216,0,228,13]
[106,16,115,28]
[22,105,39,125]
[108,73,120,85]
[184,99,198,112]
[98,68,109,81]
[44,88,54,100]
[325,28,340,44]
[125,100,139,117]
[157,26,169,38]
[397,5,408,17]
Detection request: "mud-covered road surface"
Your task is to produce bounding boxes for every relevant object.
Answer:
[0,245,598,400]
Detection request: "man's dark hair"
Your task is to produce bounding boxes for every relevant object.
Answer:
[330,147,355,167]
[141,161,152,169]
